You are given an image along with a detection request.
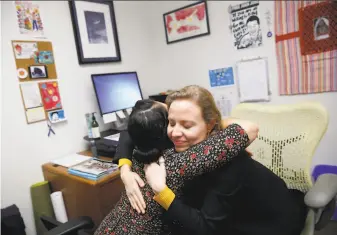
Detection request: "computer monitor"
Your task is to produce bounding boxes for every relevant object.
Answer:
[91,72,143,123]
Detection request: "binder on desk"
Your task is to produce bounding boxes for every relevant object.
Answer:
[236,57,271,102]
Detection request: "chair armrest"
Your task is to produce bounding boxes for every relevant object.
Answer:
[44,216,94,235]
[304,173,337,209]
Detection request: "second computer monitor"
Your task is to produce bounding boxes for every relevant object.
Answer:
[91,72,143,119]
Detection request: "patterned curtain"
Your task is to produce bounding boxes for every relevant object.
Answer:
[275,0,337,95]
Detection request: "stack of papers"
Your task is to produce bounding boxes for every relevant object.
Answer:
[51,154,89,168]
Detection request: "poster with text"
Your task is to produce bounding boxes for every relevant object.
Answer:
[230,1,262,50]
[15,1,44,36]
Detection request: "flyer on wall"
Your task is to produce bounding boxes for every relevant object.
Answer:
[211,87,239,118]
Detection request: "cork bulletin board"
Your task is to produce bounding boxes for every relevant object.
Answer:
[12,40,57,81]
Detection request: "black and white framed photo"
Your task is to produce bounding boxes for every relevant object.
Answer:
[69,0,121,64]
[29,65,48,79]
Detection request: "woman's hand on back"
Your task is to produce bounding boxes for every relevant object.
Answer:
[120,164,146,214]
[144,157,167,194]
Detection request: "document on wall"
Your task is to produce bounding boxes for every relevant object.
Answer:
[20,83,43,109]
[211,87,239,118]
[236,58,270,102]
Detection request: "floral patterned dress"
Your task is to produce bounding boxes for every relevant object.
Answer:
[94,124,249,235]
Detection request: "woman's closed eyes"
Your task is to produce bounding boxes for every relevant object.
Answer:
[168,120,195,129]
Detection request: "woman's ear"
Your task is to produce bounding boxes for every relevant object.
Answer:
[207,119,216,133]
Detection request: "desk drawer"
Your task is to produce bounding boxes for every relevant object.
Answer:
[99,177,124,216]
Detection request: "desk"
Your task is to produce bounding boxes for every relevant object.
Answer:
[42,150,124,228]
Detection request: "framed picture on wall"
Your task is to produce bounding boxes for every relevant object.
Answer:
[163,1,210,44]
[69,0,121,64]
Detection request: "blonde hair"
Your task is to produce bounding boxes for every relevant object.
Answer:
[166,85,222,133]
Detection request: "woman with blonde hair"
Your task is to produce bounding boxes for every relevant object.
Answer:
[144,85,306,235]
[94,85,258,234]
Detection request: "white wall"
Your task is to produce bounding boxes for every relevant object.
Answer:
[147,1,337,167]
[1,1,156,234]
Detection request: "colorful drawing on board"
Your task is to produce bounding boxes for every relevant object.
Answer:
[48,109,66,123]
[12,42,38,59]
[39,82,62,111]
[38,51,54,64]
[229,1,262,50]
[209,67,234,87]
[15,1,44,36]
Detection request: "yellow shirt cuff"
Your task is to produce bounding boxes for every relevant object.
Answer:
[153,186,176,210]
[118,158,132,168]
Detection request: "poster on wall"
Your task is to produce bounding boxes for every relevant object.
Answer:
[209,67,234,87]
[229,1,262,50]
[15,1,44,36]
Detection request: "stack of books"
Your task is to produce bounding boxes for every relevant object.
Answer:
[68,158,118,181]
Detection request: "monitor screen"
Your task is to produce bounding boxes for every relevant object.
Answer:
[91,72,143,115]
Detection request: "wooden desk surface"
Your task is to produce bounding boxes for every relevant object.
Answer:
[42,150,124,227]
[42,150,120,186]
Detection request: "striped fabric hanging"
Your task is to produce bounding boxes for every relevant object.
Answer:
[275,0,337,95]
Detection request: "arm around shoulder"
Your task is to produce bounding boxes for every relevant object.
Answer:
[221,118,259,144]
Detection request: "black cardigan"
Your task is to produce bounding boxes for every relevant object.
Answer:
[115,131,307,235]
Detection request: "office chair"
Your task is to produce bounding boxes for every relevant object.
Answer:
[40,215,94,235]
[231,102,337,235]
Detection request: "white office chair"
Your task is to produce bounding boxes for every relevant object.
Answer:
[231,102,337,235]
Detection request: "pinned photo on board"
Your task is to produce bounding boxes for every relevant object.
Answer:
[314,17,329,41]
[29,65,48,79]
[48,109,66,123]
[38,51,54,64]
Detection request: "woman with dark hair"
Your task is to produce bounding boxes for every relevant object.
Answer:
[94,93,257,234]
[127,99,172,164]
